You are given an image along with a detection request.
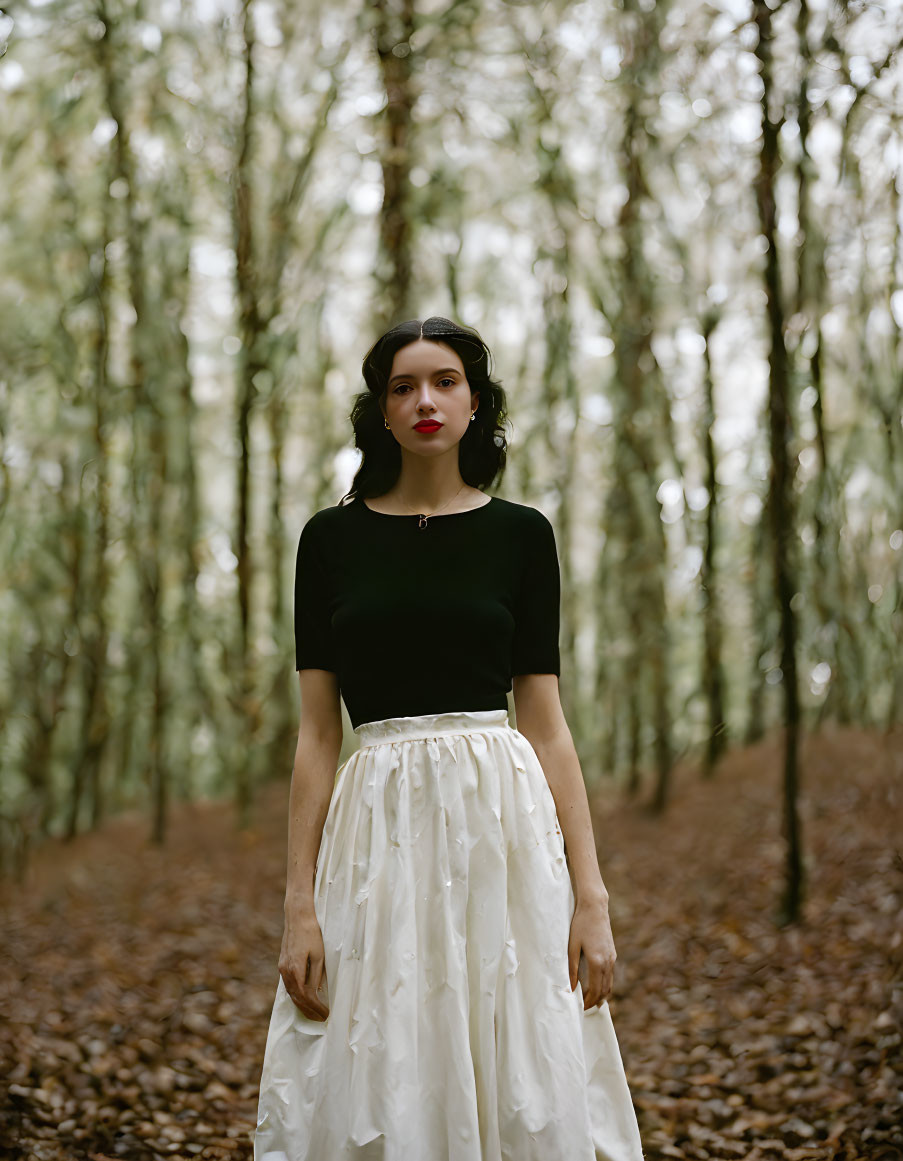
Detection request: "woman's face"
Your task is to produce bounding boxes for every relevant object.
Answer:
[382,340,479,456]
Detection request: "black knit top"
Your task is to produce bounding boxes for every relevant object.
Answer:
[293,494,561,729]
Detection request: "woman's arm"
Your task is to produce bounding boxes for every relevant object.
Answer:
[285,669,344,905]
[512,672,614,1010]
[280,669,343,1020]
[512,673,607,904]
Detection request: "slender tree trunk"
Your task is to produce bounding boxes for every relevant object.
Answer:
[372,0,416,329]
[754,0,804,923]
[884,146,903,729]
[626,686,642,799]
[615,104,672,811]
[794,0,849,731]
[79,187,114,834]
[700,311,727,776]
[232,0,265,827]
[744,495,770,747]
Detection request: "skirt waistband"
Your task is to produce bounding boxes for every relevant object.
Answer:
[354,708,511,749]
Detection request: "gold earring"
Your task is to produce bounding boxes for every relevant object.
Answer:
[470,412,476,421]
[384,418,390,429]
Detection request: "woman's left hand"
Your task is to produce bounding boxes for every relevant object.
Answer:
[568,894,616,1010]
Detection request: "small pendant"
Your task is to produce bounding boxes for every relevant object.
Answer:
[418,513,429,529]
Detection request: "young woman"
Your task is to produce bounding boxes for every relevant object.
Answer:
[254,317,645,1161]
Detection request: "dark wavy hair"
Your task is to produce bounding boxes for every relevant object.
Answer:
[337,316,509,506]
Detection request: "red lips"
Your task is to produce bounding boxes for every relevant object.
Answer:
[413,421,443,432]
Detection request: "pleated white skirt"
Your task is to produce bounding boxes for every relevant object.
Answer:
[254,708,645,1161]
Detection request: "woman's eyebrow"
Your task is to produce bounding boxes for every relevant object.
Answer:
[388,368,460,385]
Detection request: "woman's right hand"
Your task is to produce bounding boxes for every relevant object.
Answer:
[279,904,330,1021]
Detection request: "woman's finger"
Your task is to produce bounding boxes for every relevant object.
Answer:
[568,930,581,991]
[599,954,614,1003]
[288,973,329,1020]
[298,983,329,1021]
[577,950,589,995]
[584,954,604,1010]
[591,952,616,1007]
[280,957,329,1020]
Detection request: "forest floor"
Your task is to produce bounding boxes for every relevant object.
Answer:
[1,722,901,1161]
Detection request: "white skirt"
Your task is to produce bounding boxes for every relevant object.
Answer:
[254,708,645,1161]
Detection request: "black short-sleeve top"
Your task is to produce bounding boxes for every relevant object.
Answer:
[293,494,560,729]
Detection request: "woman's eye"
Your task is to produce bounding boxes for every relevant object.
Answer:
[393,379,455,393]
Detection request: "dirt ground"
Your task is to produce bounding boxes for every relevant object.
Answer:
[1,722,900,1160]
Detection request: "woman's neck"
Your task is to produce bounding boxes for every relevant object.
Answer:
[369,479,484,516]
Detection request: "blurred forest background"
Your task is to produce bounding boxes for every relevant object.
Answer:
[1,0,902,1157]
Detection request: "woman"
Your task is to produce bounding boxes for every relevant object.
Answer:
[254,317,645,1161]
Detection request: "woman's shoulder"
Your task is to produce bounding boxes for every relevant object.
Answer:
[491,496,555,533]
[297,498,356,542]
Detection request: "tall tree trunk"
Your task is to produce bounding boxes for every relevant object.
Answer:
[884,149,903,729]
[372,0,416,329]
[700,311,727,777]
[754,0,804,923]
[612,39,672,814]
[232,0,264,827]
[743,491,770,747]
[80,176,114,833]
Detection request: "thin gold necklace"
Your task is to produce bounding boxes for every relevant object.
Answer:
[396,483,469,530]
